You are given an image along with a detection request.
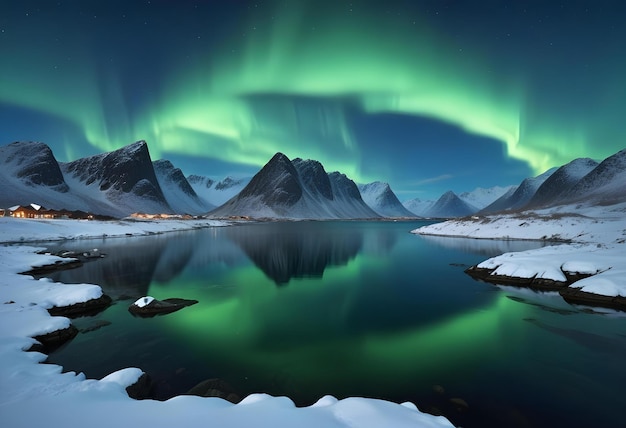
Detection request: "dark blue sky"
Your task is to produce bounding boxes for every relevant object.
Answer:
[1,0,624,200]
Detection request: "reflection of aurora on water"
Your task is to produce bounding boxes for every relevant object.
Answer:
[45,222,626,427]
[160,290,528,402]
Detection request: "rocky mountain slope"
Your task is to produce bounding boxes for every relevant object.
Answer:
[358,182,416,217]
[480,168,557,214]
[209,153,379,219]
[424,191,477,218]
[153,159,213,215]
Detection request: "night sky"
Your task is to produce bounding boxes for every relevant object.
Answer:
[1,1,625,200]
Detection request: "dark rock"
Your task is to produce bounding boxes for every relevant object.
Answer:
[293,158,333,200]
[466,264,626,311]
[464,265,568,292]
[48,294,112,318]
[21,259,83,275]
[450,397,469,411]
[185,378,241,403]
[559,288,626,312]
[29,324,78,353]
[126,372,154,400]
[128,297,198,317]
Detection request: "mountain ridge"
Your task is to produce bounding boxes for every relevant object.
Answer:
[209,153,379,219]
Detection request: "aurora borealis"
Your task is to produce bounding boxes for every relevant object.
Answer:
[1,1,625,200]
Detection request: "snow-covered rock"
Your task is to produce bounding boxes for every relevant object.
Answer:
[413,202,626,302]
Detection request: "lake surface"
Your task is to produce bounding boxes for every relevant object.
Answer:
[44,221,626,428]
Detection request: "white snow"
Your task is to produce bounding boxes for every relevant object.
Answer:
[0,217,229,243]
[458,185,516,210]
[133,296,155,307]
[413,203,626,298]
[188,175,250,207]
[0,217,453,428]
[402,198,434,217]
[358,181,415,217]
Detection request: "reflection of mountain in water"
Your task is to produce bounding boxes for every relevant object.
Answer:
[224,222,366,285]
[41,229,245,298]
[41,222,401,292]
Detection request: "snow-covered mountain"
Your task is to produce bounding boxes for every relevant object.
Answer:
[358,182,417,217]
[558,149,626,205]
[3,141,624,220]
[153,159,214,215]
[402,198,434,217]
[0,141,123,215]
[424,191,477,218]
[459,186,516,211]
[0,141,68,192]
[526,158,599,208]
[0,141,203,218]
[187,175,250,207]
[480,168,557,214]
[209,153,379,219]
[61,141,172,217]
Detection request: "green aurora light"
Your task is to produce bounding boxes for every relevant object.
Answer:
[1,1,624,190]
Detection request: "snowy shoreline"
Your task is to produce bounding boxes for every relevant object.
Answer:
[0,217,453,428]
[412,204,626,309]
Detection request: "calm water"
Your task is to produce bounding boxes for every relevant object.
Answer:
[44,221,626,428]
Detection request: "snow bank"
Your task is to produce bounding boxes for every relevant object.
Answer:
[0,219,453,428]
[0,217,230,244]
[413,204,626,298]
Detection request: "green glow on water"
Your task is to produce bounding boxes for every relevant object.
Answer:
[147,254,529,399]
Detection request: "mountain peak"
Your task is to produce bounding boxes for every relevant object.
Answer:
[210,153,378,219]
[358,181,415,217]
[0,141,69,191]
[269,152,291,165]
[61,140,171,215]
[236,152,302,207]
[292,158,333,201]
[426,190,476,218]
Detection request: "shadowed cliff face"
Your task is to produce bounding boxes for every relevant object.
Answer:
[63,141,166,200]
[237,152,303,206]
[1,141,69,191]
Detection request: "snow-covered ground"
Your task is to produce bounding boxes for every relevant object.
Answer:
[412,203,626,298]
[0,216,230,243]
[0,217,453,428]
